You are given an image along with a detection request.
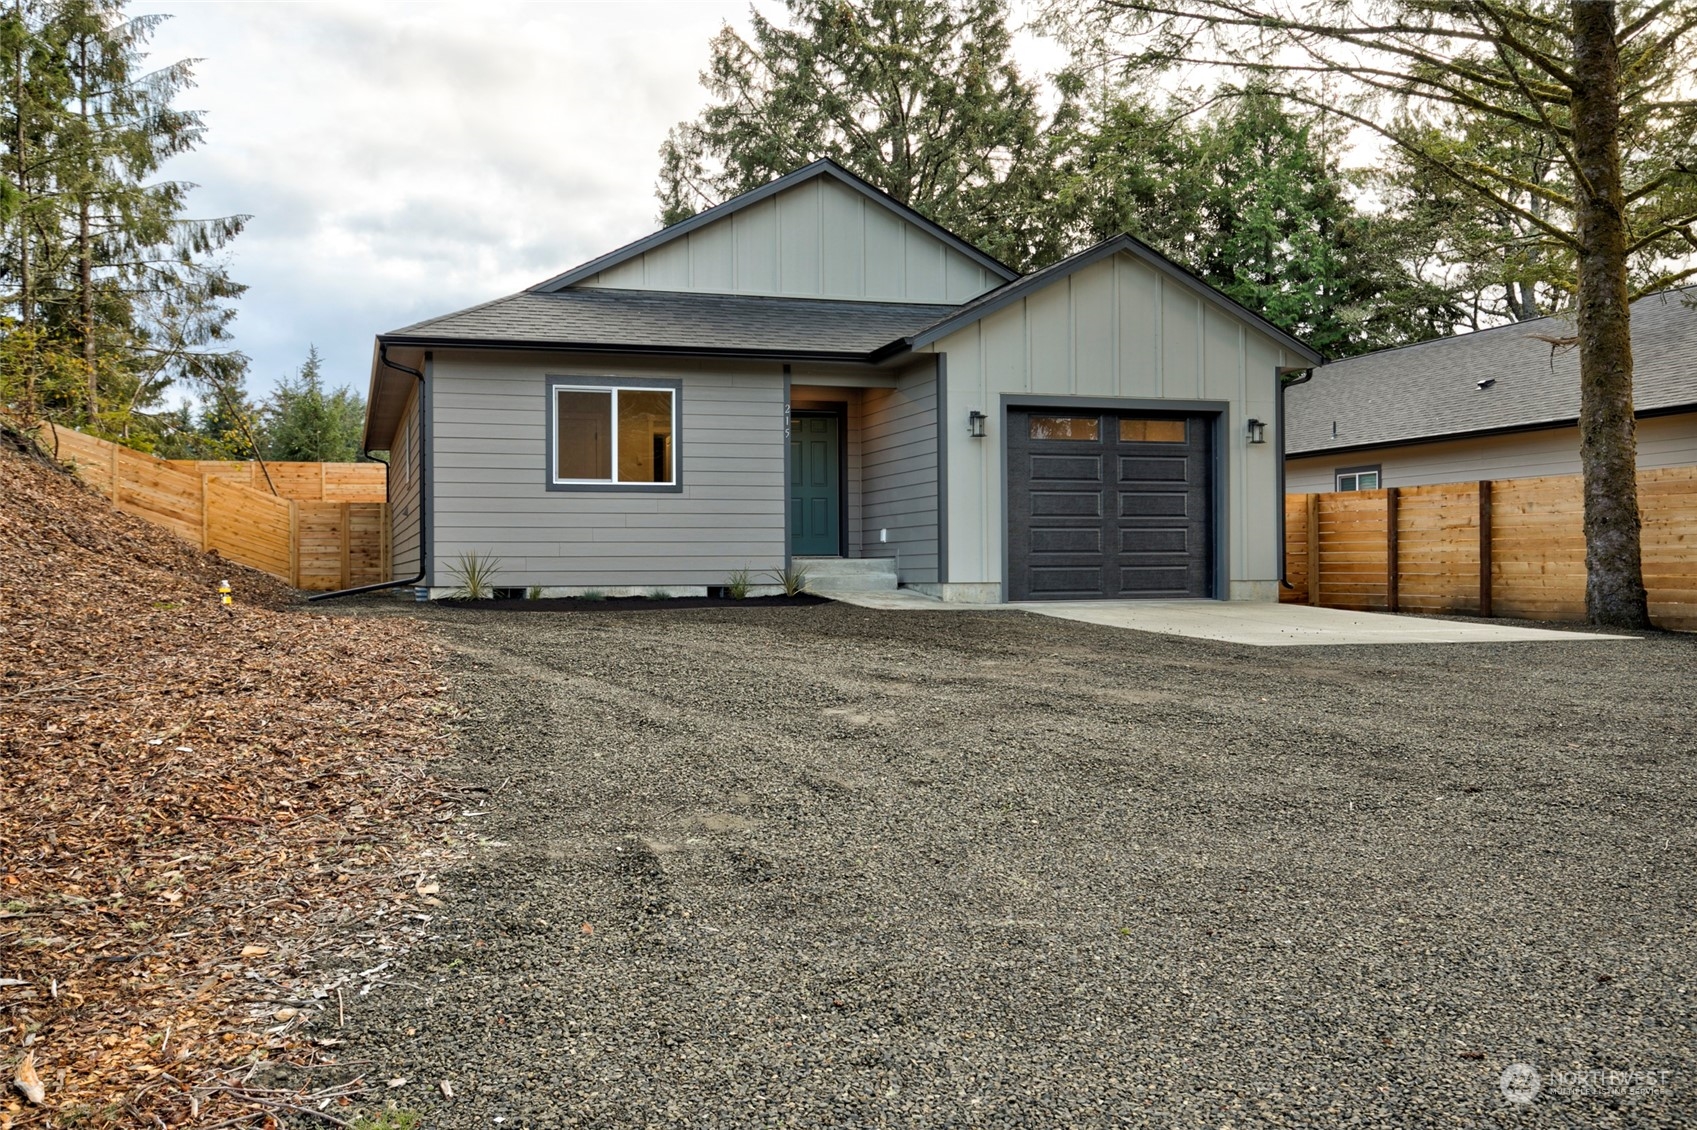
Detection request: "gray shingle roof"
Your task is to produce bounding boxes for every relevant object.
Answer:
[1286,287,1697,455]
[384,287,955,359]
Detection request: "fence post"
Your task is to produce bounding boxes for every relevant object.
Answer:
[339,503,352,588]
[1386,487,1400,614]
[289,501,301,589]
[1306,493,1321,606]
[1478,480,1493,617]
[109,442,121,506]
[200,476,210,551]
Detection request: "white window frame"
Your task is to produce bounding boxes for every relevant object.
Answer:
[1335,466,1382,492]
[550,382,678,488]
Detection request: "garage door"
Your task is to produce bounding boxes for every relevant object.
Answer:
[1007,409,1213,601]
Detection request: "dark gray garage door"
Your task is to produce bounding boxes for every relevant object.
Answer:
[1007,409,1213,601]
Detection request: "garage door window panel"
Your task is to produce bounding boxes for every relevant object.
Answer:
[1119,418,1187,443]
[1029,416,1100,441]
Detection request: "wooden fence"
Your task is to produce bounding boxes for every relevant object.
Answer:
[1284,466,1697,630]
[167,458,385,502]
[43,424,389,592]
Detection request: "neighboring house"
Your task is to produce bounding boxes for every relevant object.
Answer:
[1286,287,1697,494]
[362,160,1319,603]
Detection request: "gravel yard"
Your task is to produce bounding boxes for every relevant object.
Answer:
[339,602,1696,1128]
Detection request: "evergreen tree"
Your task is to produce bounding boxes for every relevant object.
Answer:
[263,346,365,463]
[0,0,247,442]
[1060,85,1458,356]
[1070,0,1697,626]
[658,0,1075,270]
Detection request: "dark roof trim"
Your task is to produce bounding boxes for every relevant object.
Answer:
[881,233,1325,366]
[526,159,1020,294]
[1285,401,1697,459]
[374,332,891,366]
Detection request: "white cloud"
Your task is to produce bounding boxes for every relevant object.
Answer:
[147,0,758,397]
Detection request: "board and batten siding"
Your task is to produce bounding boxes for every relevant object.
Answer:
[861,362,940,583]
[1286,411,1697,493]
[388,380,423,582]
[927,251,1293,600]
[428,352,787,588]
[579,176,998,305]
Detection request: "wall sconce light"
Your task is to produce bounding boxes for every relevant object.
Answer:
[967,410,988,439]
[1245,418,1267,445]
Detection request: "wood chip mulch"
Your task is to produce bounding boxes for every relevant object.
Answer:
[0,428,459,1127]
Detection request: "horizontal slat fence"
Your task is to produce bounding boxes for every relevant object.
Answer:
[1285,466,1697,630]
[44,424,387,591]
[205,476,295,581]
[166,458,385,502]
[295,502,389,590]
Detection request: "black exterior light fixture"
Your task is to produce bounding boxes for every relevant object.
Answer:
[968,409,988,439]
[1245,417,1267,444]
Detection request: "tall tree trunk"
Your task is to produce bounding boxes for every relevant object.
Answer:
[78,37,95,423]
[12,2,31,332]
[1570,1,1650,629]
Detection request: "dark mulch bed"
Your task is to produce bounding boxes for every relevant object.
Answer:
[442,593,830,612]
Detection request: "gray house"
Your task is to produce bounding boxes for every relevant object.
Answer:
[363,160,1320,603]
[1286,287,1697,494]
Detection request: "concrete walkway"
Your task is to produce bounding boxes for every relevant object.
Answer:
[819,589,1638,646]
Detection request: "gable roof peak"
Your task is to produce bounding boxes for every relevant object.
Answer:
[883,232,1323,366]
[526,159,1019,294]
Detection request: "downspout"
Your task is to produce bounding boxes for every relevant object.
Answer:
[308,345,426,601]
[1277,364,1316,588]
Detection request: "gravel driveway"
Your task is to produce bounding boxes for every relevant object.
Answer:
[336,603,1695,1128]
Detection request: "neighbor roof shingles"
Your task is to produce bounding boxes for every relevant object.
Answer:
[383,288,957,358]
[1286,287,1697,455]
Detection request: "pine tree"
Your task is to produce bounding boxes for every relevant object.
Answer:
[0,0,247,440]
[658,0,1074,270]
[263,346,365,463]
[1059,85,1458,356]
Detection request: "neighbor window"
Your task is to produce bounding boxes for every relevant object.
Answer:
[1029,415,1100,441]
[552,384,676,485]
[1335,467,1381,491]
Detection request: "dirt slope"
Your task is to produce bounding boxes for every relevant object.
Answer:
[0,432,452,1127]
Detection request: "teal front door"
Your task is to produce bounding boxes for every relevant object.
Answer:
[790,412,841,556]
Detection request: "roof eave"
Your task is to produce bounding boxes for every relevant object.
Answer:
[1285,401,1697,458]
[375,332,898,366]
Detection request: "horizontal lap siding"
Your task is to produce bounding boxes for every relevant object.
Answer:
[430,356,786,587]
[861,363,939,583]
[390,382,423,582]
[1285,412,1697,493]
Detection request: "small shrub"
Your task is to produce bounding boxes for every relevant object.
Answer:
[579,589,606,602]
[526,585,544,600]
[352,1108,423,1130]
[644,587,668,600]
[446,551,503,600]
[765,563,810,597]
[725,567,752,599]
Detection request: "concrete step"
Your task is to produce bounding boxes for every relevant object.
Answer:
[794,555,899,592]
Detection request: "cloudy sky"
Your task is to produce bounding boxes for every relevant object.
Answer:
[145,1,1064,404]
